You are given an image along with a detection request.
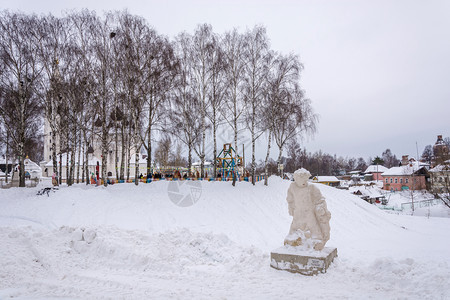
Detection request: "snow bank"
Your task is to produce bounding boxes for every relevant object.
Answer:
[0,178,449,298]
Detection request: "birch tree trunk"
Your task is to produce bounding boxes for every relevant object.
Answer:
[120,119,126,181]
[135,133,139,186]
[213,115,217,178]
[188,142,192,177]
[76,132,81,184]
[264,130,272,186]
[233,95,238,186]
[59,144,63,185]
[126,121,132,181]
[101,119,108,187]
[115,120,119,181]
[80,137,85,183]
[18,87,26,187]
[147,95,152,179]
[5,132,9,183]
[251,99,256,185]
[277,144,283,178]
[65,127,70,184]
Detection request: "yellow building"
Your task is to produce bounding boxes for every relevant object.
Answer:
[312,176,340,187]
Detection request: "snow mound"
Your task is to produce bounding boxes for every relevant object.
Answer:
[1,179,449,298]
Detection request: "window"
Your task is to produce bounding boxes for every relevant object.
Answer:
[405,178,409,184]
[400,178,403,183]
[390,178,393,183]
[385,178,388,183]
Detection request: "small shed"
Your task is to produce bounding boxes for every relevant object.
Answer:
[352,188,387,204]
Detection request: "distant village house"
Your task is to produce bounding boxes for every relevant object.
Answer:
[381,155,430,191]
[312,176,340,187]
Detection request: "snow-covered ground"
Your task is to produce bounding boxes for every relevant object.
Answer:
[1,178,449,299]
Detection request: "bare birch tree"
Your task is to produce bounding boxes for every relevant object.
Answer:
[222,29,246,186]
[140,31,177,179]
[243,26,271,185]
[187,24,217,178]
[89,13,117,187]
[0,12,43,187]
[272,84,317,177]
[172,33,200,175]
[206,32,226,178]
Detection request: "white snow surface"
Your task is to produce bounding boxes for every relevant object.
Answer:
[364,164,389,173]
[0,177,449,299]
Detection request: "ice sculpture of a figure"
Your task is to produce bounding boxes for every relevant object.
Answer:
[284,168,331,251]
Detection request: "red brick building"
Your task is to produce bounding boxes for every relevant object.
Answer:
[381,164,429,191]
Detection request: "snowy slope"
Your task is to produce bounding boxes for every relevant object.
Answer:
[0,178,449,299]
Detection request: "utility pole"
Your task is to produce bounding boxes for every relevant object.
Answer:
[416,141,419,164]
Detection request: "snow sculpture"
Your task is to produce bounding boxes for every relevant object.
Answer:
[270,168,336,275]
[284,168,331,250]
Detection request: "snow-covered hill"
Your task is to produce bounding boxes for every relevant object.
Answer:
[0,178,449,299]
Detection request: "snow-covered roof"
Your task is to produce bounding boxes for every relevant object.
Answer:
[352,187,384,199]
[348,171,361,175]
[24,158,41,172]
[364,165,388,173]
[314,176,339,182]
[429,164,450,173]
[14,158,42,178]
[381,164,422,176]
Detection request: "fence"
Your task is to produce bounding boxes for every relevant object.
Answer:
[113,175,266,184]
[377,205,402,212]
[1,175,267,187]
[400,198,442,210]
[0,178,39,189]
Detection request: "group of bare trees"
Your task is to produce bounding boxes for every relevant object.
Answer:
[283,140,369,176]
[175,24,317,185]
[0,10,317,187]
[0,12,43,187]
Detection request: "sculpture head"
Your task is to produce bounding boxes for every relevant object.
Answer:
[293,168,311,188]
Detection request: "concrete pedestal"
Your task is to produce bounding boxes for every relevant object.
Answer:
[270,246,337,275]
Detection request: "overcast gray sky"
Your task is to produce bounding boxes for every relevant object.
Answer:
[4,0,450,160]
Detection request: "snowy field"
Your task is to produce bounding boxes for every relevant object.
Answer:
[1,178,449,299]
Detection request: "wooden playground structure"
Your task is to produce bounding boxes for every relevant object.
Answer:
[216,143,243,180]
